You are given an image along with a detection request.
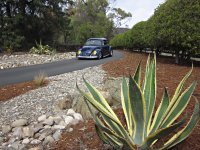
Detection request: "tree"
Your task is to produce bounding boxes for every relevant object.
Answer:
[108,7,132,27]
[0,0,73,50]
[110,0,200,63]
[152,0,200,63]
[68,0,113,44]
[68,0,132,44]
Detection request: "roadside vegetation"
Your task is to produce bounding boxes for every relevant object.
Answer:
[110,0,200,64]
[33,72,48,87]
[0,0,131,53]
[30,41,56,55]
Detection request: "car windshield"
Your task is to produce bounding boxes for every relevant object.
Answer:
[84,40,102,46]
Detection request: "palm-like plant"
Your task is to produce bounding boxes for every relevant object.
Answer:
[77,55,200,150]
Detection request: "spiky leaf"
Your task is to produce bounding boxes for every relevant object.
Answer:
[150,88,170,133]
[161,81,197,127]
[163,97,200,149]
[129,75,146,145]
[121,77,133,136]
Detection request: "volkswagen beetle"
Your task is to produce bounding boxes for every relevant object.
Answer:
[76,38,113,59]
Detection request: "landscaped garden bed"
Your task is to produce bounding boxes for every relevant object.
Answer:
[53,51,200,150]
[0,51,199,149]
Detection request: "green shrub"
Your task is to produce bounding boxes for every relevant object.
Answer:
[77,55,200,150]
[30,41,56,55]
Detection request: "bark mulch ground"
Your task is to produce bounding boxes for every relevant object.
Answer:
[1,51,200,149]
[0,81,38,102]
[0,81,48,102]
[53,51,200,150]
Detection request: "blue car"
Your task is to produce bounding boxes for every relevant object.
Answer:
[77,38,113,59]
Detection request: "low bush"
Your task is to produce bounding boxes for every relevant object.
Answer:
[30,41,56,55]
[34,72,47,87]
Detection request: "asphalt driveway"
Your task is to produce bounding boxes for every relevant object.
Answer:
[0,50,123,87]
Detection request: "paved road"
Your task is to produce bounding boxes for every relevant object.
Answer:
[0,50,123,87]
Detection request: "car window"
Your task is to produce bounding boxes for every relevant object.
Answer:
[103,40,108,45]
[85,40,102,46]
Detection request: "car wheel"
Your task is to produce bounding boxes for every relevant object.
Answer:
[98,52,103,59]
[109,50,113,57]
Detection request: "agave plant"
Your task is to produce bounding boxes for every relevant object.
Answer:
[77,55,200,150]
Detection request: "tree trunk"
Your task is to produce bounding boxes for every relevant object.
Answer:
[175,50,180,64]
[186,51,191,61]
[156,48,160,56]
[6,2,11,17]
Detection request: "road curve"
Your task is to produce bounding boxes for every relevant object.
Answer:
[0,50,123,87]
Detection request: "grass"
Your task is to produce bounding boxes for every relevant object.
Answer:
[34,72,48,87]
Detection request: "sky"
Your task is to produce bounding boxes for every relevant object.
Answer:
[115,0,165,28]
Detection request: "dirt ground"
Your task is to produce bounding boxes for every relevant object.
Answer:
[1,50,200,149]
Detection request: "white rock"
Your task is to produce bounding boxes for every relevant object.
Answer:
[44,125,52,129]
[67,128,73,132]
[52,116,63,125]
[33,123,44,133]
[30,139,41,145]
[53,130,61,141]
[38,115,47,122]
[43,118,54,126]
[19,144,26,150]
[64,116,74,125]
[38,128,53,141]
[2,142,8,146]
[67,109,75,116]
[57,98,72,110]
[11,119,28,127]
[52,125,65,130]
[22,127,34,138]
[9,141,21,149]
[70,119,79,125]
[2,125,12,134]
[13,127,23,139]
[38,134,46,141]
[62,115,68,120]
[39,128,53,135]
[22,138,30,144]
[43,135,55,144]
[73,113,84,122]
[8,137,17,144]
[58,120,67,127]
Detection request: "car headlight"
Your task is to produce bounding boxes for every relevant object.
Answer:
[77,50,81,55]
[92,50,97,55]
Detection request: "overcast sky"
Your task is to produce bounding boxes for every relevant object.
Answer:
[115,0,165,28]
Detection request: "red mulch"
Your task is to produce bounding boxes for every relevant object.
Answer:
[0,81,36,102]
[53,51,200,150]
[0,81,48,102]
[1,51,200,149]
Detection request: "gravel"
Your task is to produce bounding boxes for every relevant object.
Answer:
[0,66,106,128]
[0,52,76,69]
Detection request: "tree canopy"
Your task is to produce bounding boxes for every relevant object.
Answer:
[67,0,131,44]
[0,0,132,50]
[110,0,200,62]
[0,0,73,49]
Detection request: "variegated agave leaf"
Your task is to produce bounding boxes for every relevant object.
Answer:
[77,54,200,150]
